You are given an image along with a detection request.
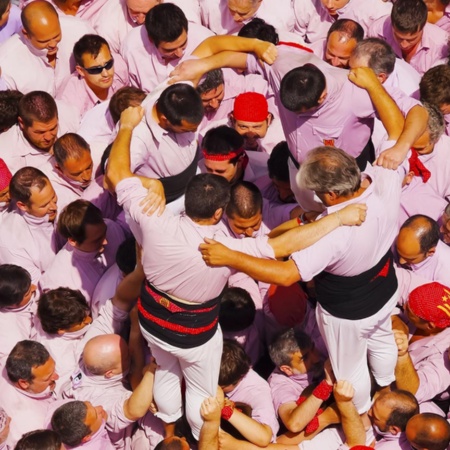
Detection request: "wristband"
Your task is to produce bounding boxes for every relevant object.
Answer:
[296,216,303,226]
[312,380,333,401]
[296,395,307,406]
[305,408,324,434]
[221,403,235,421]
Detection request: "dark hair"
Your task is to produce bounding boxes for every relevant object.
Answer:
[238,18,279,45]
[202,125,244,164]
[219,287,256,332]
[0,0,10,17]
[391,0,427,33]
[145,3,188,47]
[0,264,32,308]
[0,90,23,131]
[109,86,146,124]
[385,390,419,431]
[154,438,186,450]
[38,288,90,334]
[327,18,364,41]
[157,83,204,126]
[73,34,110,67]
[6,340,50,383]
[184,173,230,220]
[57,200,104,244]
[420,65,450,106]
[9,167,49,205]
[196,69,224,95]
[269,328,312,367]
[280,64,326,112]
[18,91,58,127]
[116,237,137,275]
[352,38,396,76]
[51,401,90,447]
[400,215,440,253]
[268,141,290,182]
[226,181,262,219]
[53,133,91,167]
[15,429,62,450]
[219,339,251,386]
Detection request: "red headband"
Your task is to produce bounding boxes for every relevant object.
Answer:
[202,147,246,161]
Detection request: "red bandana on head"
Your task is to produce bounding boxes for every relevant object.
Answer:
[409,149,431,183]
[408,282,450,328]
[0,158,12,191]
[202,148,249,171]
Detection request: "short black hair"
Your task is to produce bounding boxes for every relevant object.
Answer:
[9,167,49,206]
[0,264,32,308]
[116,237,137,275]
[202,125,244,163]
[226,181,263,219]
[391,0,427,33]
[15,429,62,450]
[268,141,290,182]
[219,287,256,332]
[327,18,364,41]
[0,90,23,131]
[219,339,251,386]
[238,18,279,45]
[73,34,110,67]
[400,215,440,253]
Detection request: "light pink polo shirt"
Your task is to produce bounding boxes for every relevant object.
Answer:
[0,4,22,44]
[121,22,213,92]
[200,0,295,36]
[434,4,450,32]
[368,16,449,76]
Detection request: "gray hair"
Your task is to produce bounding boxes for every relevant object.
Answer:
[298,146,361,197]
[268,329,312,368]
[196,69,224,95]
[352,38,396,76]
[423,102,445,144]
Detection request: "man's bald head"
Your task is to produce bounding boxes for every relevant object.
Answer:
[406,413,450,450]
[83,334,129,377]
[22,1,59,34]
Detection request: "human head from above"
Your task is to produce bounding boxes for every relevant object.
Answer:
[225,181,263,238]
[368,390,419,436]
[51,401,107,447]
[74,34,115,98]
[6,340,59,394]
[219,339,251,393]
[298,146,361,206]
[321,0,350,16]
[38,287,92,336]
[109,86,146,125]
[325,19,364,69]
[227,0,261,23]
[404,282,450,333]
[21,1,61,58]
[184,173,231,224]
[219,287,256,333]
[280,64,327,114]
[230,92,272,150]
[202,125,247,183]
[440,202,450,244]
[127,0,161,25]
[196,69,225,114]
[82,334,130,379]
[269,328,323,379]
[0,264,36,310]
[145,3,188,62]
[0,158,12,210]
[15,429,63,450]
[410,102,444,156]
[0,0,12,29]
[406,413,450,450]
[396,214,440,266]
[53,133,94,190]
[237,17,279,44]
[18,91,59,153]
[267,141,295,203]
[349,38,397,84]
[154,436,190,450]
[57,199,107,254]
[155,83,204,133]
[391,0,427,56]
[420,64,450,116]
[10,167,58,222]
[0,90,23,133]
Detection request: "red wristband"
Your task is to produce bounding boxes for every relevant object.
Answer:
[221,404,235,421]
[305,408,324,434]
[296,216,303,225]
[296,395,307,406]
[312,380,333,401]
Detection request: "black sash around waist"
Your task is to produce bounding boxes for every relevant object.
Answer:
[137,282,221,349]
[159,153,198,203]
[315,249,398,320]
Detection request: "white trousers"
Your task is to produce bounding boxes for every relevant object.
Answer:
[139,326,223,440]
[316,290,398,413]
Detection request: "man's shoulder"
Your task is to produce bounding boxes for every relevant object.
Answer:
[0,34,28,58]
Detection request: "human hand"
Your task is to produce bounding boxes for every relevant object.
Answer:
[143,357,158,376]
[120,106,144,130]
[254,40,277,65]
[200,396,221,422]
[169,58,209,87]
[199,238,234,266]
[348,67,381,90]
[333,380,355,403]
[336,203,367,226]
[375,143,409,169]
[139,179,166,216]
[394,330,409,357]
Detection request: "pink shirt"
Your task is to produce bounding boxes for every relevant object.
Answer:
[0,4,22,44]
[39,220,125,304]
[384,58,421,97]
[294,0,391,43]
[0,209,59,284]
[292,165,403,280]
[226,369,279,440]
[368,17,449,76]
[434,4,450,32]
[121,23,213,92]
[0,369,56,448]
[91,264,123,319]
[116,177,274,302]
[419,135,450,201]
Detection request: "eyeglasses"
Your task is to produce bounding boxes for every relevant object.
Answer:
[82,58,114,75]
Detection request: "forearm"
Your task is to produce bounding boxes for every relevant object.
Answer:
[269,212,341,258]
[284,397,324,433]
[396,105,428,151]
[112,265,145,311]
[123,371,155,420]
[199,420,219,450]
[128,323,146,390]
[268,218,301,238]
[193,36,262,58]
[198,51,249,73]
[337,402,365,447]
[395,353,420,394]
[228,411,272,446]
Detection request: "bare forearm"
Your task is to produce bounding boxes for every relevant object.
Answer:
[199,420,219,450]
[193,36,262,58]
[228,411,272,446]
[112,266,145,311]
[395,354,420,394]
[123,371,155,420]
[268,218,300,238]
[337,402,365,447]
[283,397,323,433]
[128,326,146,390]
[396,105,428,151]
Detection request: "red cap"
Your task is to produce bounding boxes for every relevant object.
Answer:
[408,282,450,328]
[233,92,269,122]
[267,283,307,327]
[0,159,12,191]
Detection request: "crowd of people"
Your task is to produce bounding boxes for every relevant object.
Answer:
[0,0,450,448]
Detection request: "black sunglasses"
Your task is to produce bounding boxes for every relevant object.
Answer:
[82,58,114,75]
